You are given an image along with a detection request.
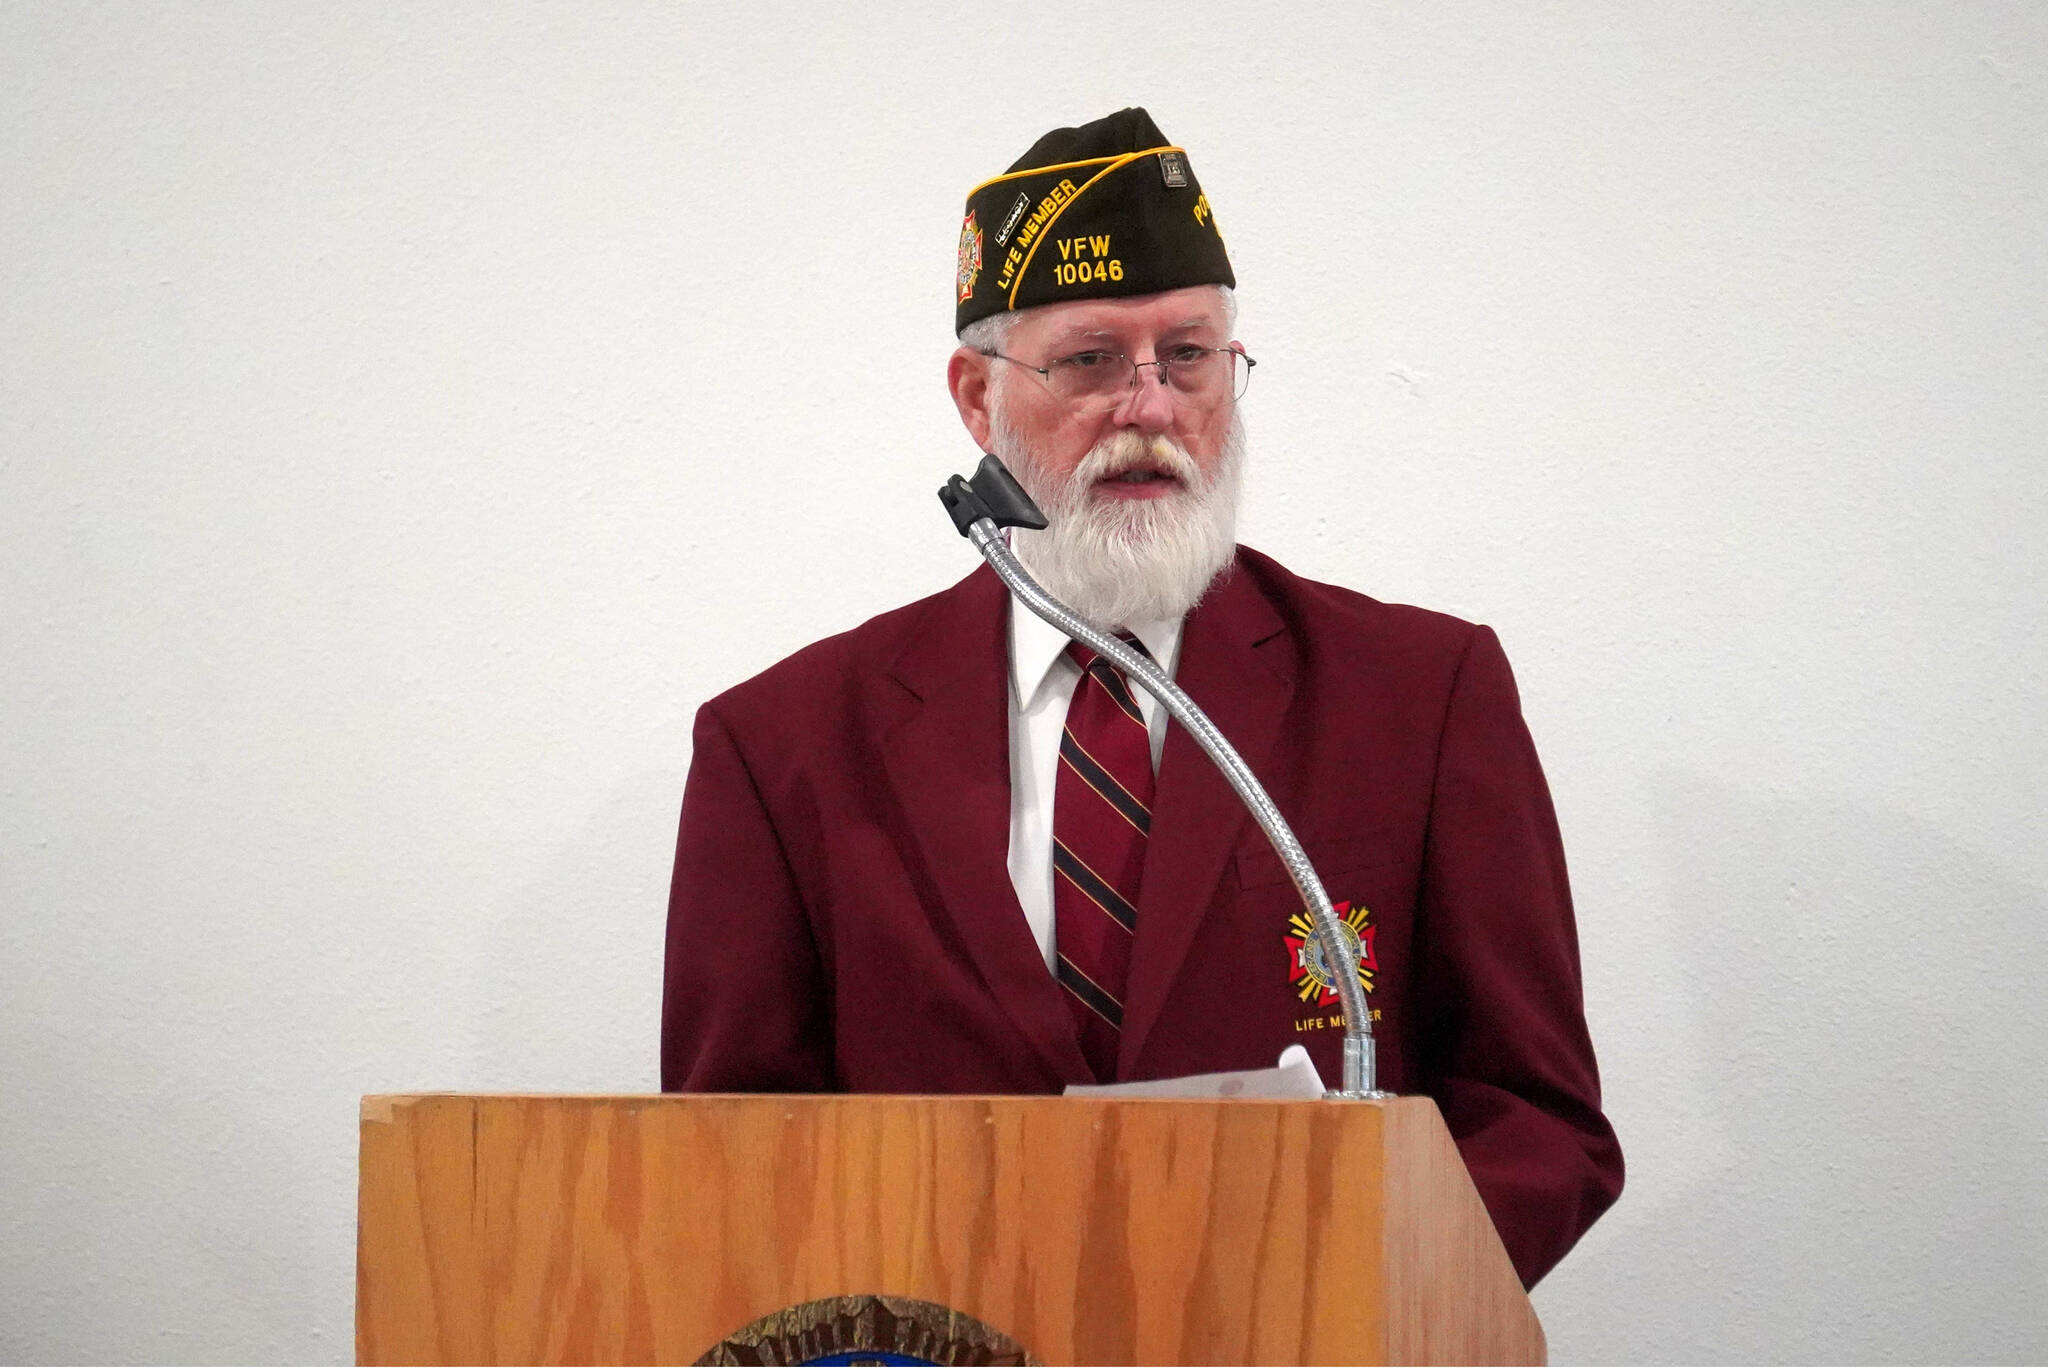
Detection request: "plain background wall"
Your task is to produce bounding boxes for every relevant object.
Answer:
[3,3,2044,1362]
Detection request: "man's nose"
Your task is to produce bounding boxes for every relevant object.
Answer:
[1112,357,1176,430]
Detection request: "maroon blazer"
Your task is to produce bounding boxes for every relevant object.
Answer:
[662,547,1622,1286]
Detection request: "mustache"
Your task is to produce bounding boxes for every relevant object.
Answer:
[1071,431,1201,486]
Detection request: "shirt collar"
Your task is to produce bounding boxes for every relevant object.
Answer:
[1008,591,1184,712]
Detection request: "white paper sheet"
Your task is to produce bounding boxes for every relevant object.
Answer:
[1062,1044,1328,1099]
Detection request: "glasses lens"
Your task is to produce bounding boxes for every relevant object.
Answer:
[1047,353,1129,407]
[1166,348,1236,405]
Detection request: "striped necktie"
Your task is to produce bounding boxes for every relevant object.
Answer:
[1052,637,1154,1082]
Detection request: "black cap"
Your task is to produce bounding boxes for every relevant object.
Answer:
[955,107,1234,334]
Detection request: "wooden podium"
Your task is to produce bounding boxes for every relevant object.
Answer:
[356,1093,1542,1365]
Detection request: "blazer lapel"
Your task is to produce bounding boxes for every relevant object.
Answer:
[1120,561,1293,1074]
[882,564,1094,1086]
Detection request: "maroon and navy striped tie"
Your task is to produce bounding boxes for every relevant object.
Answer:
[1052,638,1153,1082]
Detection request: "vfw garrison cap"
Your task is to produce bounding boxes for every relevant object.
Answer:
[955,107,1234,334]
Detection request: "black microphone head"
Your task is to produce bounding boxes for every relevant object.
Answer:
[938,454,1049,538]
[968,454,1049,531]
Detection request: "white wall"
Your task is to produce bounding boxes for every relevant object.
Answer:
[3,3,2043,1362]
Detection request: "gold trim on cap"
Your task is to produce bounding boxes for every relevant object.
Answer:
[966,144,1182,200]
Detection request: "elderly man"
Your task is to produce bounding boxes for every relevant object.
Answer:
[662,108,1621,1286]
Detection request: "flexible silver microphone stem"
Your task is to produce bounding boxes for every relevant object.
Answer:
[966,520,1388,1099]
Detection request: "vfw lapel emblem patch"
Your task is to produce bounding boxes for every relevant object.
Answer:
[956,210,984,303]
[1285,900,1376,1005]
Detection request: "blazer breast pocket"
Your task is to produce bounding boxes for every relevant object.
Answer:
[1234,830,1406,891]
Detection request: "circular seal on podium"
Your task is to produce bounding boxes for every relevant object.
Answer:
[696,1294,1035,1366]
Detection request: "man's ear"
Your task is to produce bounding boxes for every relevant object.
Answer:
[947,347,995,452]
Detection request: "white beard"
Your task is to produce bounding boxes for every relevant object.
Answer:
[990,403,1245,631]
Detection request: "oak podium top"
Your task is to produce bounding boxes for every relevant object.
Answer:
[357,1092,1541,1366]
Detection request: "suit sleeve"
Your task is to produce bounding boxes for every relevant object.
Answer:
[1415,625,1623,1287]
[660,701,835,1092]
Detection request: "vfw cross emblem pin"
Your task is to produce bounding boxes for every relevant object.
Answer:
[1284,900,1376,1005]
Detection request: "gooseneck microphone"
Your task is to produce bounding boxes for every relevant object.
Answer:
[940,454,1388,1099]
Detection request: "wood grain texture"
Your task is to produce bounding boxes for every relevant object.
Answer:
[356,1094,1542,1366]
[1381,1102,1546,1365]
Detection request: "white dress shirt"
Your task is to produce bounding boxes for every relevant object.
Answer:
[1006,596,1184,974]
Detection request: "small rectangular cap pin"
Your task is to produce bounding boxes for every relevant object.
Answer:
[1158,150,1189,188]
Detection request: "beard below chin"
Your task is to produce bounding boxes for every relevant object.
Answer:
[997,418,1245,632]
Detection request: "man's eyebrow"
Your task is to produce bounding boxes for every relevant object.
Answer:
[1042,318,1221,350]
[1038,328,1120,351]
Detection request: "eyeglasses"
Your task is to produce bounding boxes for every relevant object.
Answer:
[986,343,1256,413]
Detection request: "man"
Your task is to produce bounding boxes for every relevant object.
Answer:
[662,108,1621,1287]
